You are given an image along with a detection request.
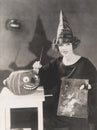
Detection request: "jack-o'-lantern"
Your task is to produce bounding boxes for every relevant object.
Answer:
[4,70,40,95]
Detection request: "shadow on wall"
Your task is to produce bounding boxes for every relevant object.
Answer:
[0,15,53,92]
[9,15,53,70]
[29,15,53,65]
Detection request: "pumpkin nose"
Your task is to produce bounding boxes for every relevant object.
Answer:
[31,77,36,83]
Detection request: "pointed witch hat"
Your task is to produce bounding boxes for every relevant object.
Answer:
[52,10,80,49]
[56,10,73,43]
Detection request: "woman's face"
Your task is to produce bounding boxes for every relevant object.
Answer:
[58,42,73,56]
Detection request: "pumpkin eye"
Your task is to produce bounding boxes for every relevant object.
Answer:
[34,75,38,80]
[23,76,30,83]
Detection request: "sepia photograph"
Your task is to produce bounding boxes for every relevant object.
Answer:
[0,0,97,130]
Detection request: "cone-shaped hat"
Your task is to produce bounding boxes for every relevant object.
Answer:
[56,10,73,44]
[52,10,80,50]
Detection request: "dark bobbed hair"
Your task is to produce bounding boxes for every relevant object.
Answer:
[52,36,80,52]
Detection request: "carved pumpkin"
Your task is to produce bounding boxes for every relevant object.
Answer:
[5,70,40,95]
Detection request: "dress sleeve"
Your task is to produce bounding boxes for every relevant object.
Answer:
[38,59,60,89]
[87,60,97,106]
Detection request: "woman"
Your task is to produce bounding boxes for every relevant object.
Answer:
[32,11,97,130]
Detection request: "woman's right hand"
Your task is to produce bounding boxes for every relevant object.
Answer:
[32,61,42,74]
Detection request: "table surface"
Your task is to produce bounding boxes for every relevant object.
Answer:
[0,86,45,108]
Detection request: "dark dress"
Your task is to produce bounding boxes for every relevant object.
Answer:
[39,56,97,129]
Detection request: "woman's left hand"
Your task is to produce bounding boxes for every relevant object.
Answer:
[80,83,92,90]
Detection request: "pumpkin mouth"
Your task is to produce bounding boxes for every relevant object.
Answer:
[23,84,38,90]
